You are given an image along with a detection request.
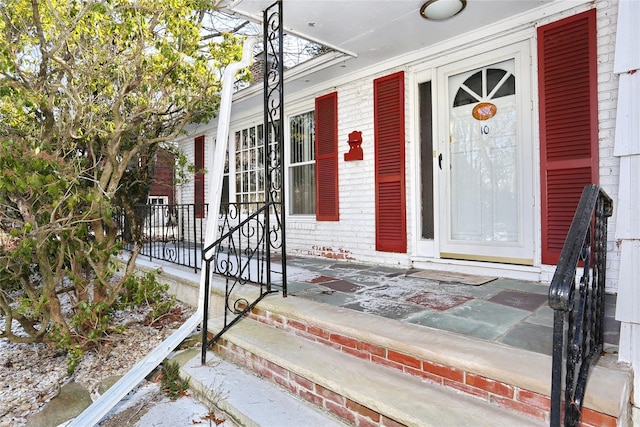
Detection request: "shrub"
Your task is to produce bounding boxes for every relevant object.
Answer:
[117,270,176,324]
[160,360,190,399]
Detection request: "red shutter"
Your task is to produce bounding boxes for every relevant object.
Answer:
[194,135,205,218]
[538,9,598,265]
[374,71,406,253]
[315,92,339,221]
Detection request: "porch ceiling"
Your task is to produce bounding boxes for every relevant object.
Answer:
[218,0,549,73]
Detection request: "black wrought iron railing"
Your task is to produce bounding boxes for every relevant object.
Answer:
[200,201,285,363]
[200,0,285,364]
[118,203,207,272]
[548,185,613,427]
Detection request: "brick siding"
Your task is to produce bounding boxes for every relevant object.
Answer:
[207,306,618,426]
[177,0,622,291]
[149,149,175,204]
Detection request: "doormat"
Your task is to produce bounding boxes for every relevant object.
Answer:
[407,270,497,286]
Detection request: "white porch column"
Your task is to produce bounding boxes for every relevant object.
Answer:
[613,0,640,416]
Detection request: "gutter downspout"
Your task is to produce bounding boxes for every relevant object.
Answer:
[198,37,257,311]
[69,37,256,427]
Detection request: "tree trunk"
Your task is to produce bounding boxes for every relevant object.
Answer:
[46,291,71,342]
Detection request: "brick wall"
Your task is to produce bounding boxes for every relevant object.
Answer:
[286,73,411,268]
[284,0,622,291]
[149,149,175,204]
[595,0,621,291]
[177,0,622,291]
[210,305,618,427]
[176,132,211,213]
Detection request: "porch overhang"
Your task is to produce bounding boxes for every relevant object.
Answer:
[218,0,593,109]
[218,0,550,62]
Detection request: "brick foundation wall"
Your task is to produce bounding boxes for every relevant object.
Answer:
[220,306,617,427]
[213,339,405,427]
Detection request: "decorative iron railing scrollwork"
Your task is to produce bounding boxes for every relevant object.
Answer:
[200,0,285,364]
[200,202,281,364]
[548,185,613,427]
[263,0,286,294]
[210,202,275,286]
[117,203,207,272]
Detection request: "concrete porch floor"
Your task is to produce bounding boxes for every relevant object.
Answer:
[278,256,620,358]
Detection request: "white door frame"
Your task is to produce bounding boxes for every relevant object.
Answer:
[435,40,535,265]
[412,69,438,258]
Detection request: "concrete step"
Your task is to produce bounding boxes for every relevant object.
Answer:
[210,317,546,427]
[176,347,349,427]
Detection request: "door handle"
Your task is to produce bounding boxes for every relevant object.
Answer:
[438,153,443,170]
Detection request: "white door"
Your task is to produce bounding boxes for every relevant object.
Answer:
[438,43,534,265]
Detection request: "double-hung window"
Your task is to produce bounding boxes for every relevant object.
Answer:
[288,111,315,215]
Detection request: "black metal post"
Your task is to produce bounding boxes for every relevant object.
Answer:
[550,310,564,427]
[201,259,211,364]
[263,0,286,295]
[199,0,287,364]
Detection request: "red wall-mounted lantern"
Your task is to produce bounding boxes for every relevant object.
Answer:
[344,130,363,161]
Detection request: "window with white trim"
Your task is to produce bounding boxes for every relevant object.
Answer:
[288,111,315,215]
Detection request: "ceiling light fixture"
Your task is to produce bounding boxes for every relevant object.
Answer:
[420,0,467,20]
